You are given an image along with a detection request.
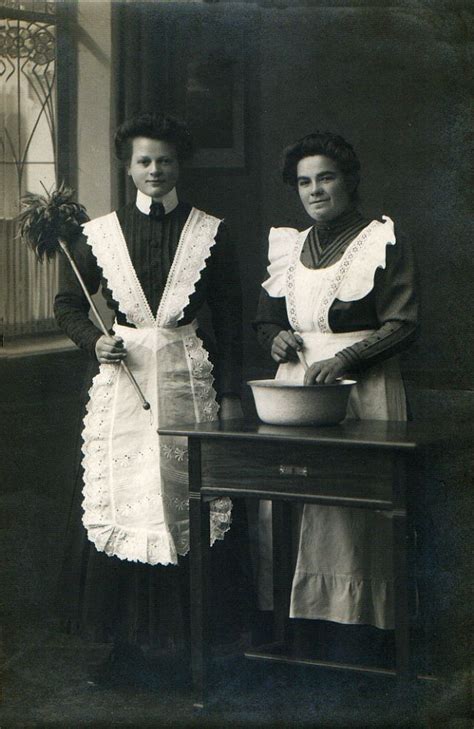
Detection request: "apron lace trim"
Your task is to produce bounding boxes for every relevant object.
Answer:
[82,213,154,328]
[317,219,381,333]
[157,208,222,327]
[183,334,220,422]
[285,218,395,333]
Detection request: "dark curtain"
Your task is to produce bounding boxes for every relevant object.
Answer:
[111,2,175,207]
[110,2,255,206]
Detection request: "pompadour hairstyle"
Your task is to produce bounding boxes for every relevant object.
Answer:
[282,132,361,200]
[114,112,194,164]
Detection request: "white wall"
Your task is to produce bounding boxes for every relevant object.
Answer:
[76,0,113,218]
[75,0,114,326]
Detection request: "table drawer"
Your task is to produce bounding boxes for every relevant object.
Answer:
[200,438,395,505]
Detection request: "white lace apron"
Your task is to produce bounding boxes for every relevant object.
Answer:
[259,217,406,628]
[80,208,232,565]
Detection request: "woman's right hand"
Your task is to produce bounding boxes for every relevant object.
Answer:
[95,334,127,364]
[271,330,304,364]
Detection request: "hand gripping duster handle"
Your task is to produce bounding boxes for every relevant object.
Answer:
[59,239,150,410]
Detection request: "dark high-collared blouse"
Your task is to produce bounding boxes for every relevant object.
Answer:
[254,208,419,371]
[54,200,242,397]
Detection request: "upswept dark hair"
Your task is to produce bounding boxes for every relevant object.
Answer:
[282,132,361,200]
[114,112,194,164]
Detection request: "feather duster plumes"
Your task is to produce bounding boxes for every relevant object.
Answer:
[17,182,89,262]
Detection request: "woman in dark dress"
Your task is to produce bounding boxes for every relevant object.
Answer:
[254,132,418,655]
[54,113,247,684]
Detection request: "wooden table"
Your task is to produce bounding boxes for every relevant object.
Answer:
[158,418,465,709]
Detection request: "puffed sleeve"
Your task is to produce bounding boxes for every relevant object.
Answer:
[253,227,299,353]
[335,223,419,371]
[54,232,103,358]
[205,223,243,398]
[261,226,300,297]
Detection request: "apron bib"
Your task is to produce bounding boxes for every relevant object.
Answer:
[80,208,231,565]
[278,221,406,420]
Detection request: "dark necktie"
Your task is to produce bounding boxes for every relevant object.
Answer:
[316,226,332,250]
[149,201,165,221]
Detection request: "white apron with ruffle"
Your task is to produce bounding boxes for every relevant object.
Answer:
[259,217,406,629]
[80,208,232,566]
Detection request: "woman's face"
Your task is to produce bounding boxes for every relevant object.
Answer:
[296,155,351,223]
[127,137,180,200]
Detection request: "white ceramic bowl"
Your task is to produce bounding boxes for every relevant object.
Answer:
[247,379,356,426]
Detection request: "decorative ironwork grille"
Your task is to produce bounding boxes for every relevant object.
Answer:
[1,5,59,340]
[2,1,56,14]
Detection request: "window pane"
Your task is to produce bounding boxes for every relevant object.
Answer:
[1,14,59,341]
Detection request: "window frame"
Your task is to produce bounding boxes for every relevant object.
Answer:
[1,1,78,351]
[2,2,78,196]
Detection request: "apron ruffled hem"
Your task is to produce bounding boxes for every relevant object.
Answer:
[81,522,178,566]
[289,572,394,630]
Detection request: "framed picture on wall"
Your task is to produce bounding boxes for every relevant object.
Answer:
[184,51,245,169]
[162,6,248,170]
[115,4,249,172]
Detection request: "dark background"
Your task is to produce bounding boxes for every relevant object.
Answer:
[114,1,473,392]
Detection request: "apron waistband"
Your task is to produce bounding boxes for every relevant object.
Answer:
[299,329,374,340]
[114,319,198,336]
[294,330,375,362]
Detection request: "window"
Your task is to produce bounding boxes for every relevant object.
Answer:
[1,0,75,346]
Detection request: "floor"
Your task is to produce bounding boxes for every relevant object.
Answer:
[1,613,470,729]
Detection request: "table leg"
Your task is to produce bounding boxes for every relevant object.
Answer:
[272,500,293,646]
[189,438,211,710]
[392,455,412,680]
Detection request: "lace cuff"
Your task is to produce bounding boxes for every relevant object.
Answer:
[262,227,301,298]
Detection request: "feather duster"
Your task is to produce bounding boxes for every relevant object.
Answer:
[17,182,90,261]
[16,183,150,410]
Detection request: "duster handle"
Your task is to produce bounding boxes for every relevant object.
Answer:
[296,349,309,373]
[59,239,150,411]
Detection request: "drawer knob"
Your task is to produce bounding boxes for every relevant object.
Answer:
[278,465,308,477]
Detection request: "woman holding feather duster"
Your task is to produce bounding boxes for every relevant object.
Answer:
[52,112,248,686]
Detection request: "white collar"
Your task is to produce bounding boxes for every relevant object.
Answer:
[135,188,179,216]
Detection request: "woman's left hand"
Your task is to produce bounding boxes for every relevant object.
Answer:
[304,356,347,386]
[219,395,244,421]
